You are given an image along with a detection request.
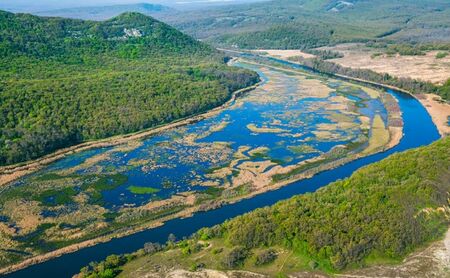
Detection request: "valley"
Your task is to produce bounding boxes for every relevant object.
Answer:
[0,58,405,273]
[1,54,443,277]
[0,1,449,277]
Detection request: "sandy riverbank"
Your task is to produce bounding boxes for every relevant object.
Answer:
[416,94,450,137]
[245,49,447,140]
[252,49,316,60]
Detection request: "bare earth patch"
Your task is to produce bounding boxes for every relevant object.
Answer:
[317,43,450,84]
[338,228,450,278]
[253,49,316,60]
[416,93,450,136]
[115,228,450,278]
[166,269,265,278]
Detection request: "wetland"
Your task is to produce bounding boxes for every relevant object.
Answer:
[0,58,404,273]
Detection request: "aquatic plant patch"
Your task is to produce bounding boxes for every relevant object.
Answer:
[0,60,402,269]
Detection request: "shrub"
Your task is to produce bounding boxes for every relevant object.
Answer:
[143,242,163,255]
[189,262,205,271]
[436,52,448,59]
[222,247,250,268]
[254,249,277,266]
[309,260,319,269]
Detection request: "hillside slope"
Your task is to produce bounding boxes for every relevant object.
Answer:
[80,137,450,277]
[160,0,450,48]
[0,11,258,166]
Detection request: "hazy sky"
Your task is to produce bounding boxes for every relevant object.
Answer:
[0,0,260,12]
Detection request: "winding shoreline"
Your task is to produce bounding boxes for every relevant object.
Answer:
[0,59,406,276]
[234,48,448,138]
[0,75,262,188]
[0,145,402,276]
[416,93,450,137]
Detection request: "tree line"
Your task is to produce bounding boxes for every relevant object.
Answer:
[77,137,450,277]
[198,137,450,270]
[288,55,449,100]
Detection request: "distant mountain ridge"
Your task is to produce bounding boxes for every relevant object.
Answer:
[158,0,450,47]
[36,3,174,21]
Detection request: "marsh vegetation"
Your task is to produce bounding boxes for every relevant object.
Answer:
[78,137,450,278]
[0,59,403,270]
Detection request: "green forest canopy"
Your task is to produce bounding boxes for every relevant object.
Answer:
[162,0,450,48]
[198,137,450,271]
[79,137,450,277]
[0,11,259,165]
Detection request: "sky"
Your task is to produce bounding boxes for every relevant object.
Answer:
[0,0,261,12]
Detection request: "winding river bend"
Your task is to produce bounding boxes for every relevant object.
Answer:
[3,58,440,278]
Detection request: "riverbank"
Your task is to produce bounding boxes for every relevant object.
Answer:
[104,138,450,278]
[317,43,450,85]
[252,49,316,60]
[0,76,262,188]
[244,49,448,139]
[416,94,450,137]
[0,59,404,276]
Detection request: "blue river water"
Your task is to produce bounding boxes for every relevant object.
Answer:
[8,60,380,212]
[3,59,440,278]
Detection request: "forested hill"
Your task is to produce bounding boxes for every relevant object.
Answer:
[0,11,259,166]
[79,137,450,277]
[160,0,450,49]
[0,10,209,58]
[209,138,450,271]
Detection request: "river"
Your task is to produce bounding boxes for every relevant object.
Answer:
[3,58,440,278]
